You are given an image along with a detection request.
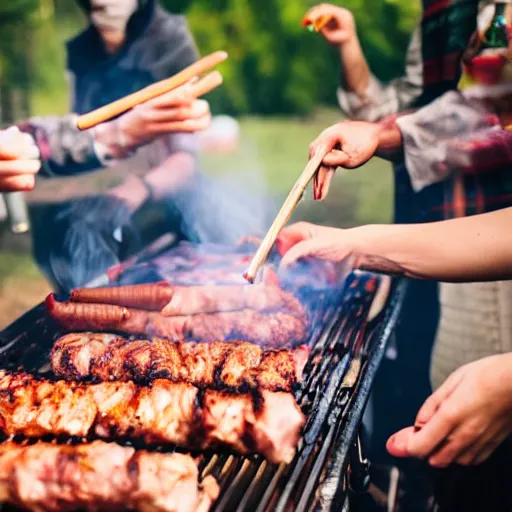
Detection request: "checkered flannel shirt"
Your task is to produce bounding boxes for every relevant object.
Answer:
[338,0,512,221]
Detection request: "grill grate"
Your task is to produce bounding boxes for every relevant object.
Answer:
[0,247,406,512]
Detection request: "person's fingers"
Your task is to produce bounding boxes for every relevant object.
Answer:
[150,115,212,134]
[303,5,322,23]
[0,174,35,192]
[0,128,39,160]
[406,401,461,459]
[188,99,210,118]
[314,166,335,201]
[309,128,342,159]
[146,82,195,109]
[427,424,478,468]
[0,159,41,175]
[454,422,509,466]
[280,234,350,268]
[322,149,350,168]
[275,222,315,256]
[415,370,465,428]
[386,426,416,457]
[144,99,210,124]
[280,239,326,268]
[467,437,502,466]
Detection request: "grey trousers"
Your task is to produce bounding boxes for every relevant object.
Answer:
[431,281,512,390]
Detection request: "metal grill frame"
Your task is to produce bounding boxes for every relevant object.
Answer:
[0,253,406,512]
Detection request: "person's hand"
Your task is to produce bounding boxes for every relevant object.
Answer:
[97,80,213,157]
[309,121,382,200]
[387,353,512,467]
[118,81,211,148]
[303,4,356,46]
[0,126,41,192]
[274,221,357,267]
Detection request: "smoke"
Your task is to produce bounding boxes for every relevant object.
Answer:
[170,142,278,245]
[31,196,137,294]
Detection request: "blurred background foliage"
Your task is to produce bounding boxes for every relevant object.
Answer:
[0,0,418,326]
[1,0,420,117]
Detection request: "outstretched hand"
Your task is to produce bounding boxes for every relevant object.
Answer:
[275,221,357,268]
[387,353,512,467]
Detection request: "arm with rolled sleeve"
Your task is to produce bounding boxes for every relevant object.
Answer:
[337,26,423,122]
[17,115,105,177]
[396,85,512,192]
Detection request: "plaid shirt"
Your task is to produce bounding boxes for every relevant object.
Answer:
[338,0,512,221]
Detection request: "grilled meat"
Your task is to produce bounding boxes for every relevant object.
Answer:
[69,282,303,317]
[51,333,310,392]
[0,371,305,463]
[46,294,308,346]
[0,440,218,512]
[70,282,174,312]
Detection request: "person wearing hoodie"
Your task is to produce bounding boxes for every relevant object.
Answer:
[25,0,260,292]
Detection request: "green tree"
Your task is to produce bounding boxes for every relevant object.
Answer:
[163,0,420,115]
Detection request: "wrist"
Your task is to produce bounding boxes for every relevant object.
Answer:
[375,117,403,158]
[94,119,134,160]
[349,224,411,277]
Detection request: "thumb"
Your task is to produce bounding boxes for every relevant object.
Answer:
[387,427,416,458]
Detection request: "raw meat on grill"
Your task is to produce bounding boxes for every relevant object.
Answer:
[46,294,308,346]
[0,440,218,512]
[69,282,304,317]
[51,333,310,392]
[0,371,305,463]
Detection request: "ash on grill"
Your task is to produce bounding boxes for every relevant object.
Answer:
[0,240,405,512]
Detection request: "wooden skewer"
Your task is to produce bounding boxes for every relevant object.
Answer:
[243,145,330,283]
[189,71,223,98]
[0,159,41,174]
[76,51,228,131]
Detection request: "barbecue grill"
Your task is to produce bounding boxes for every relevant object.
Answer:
[0,237,406,512]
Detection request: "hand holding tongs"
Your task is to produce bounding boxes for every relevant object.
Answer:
[244,145,330,283]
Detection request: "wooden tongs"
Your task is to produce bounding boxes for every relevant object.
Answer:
[244,145,330,283]
[76,51,228,130]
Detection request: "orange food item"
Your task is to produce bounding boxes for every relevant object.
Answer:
[302,14,332,32]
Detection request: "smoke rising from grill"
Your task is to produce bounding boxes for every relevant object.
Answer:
[46,152,277,291]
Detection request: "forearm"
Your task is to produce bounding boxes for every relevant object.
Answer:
[374,115,405,160]
[339,38,371,96]
[107,151,196,212]
[352,208,512,282]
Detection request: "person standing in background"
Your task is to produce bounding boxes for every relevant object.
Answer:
[303,4,438,506]
[25,0,263,293]
[304,1,512,509]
